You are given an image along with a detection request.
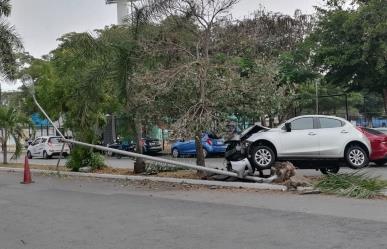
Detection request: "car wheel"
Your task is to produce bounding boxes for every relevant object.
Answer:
[250,145,275,170]
[172,148,179,158]
[320,167,340,175]
[27,151,32,159]
[43,151,50,159]
[345,145,369,169]
[374,160,386,167]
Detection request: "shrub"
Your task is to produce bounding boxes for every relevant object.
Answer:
[66,146,105,171]
[315,171,387,199]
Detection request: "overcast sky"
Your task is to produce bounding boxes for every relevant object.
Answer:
[3,0,322,91]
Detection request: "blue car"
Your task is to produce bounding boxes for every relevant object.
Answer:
[171,133,227,158]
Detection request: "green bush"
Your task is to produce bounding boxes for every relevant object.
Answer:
[315,171,387,199]
[66,146,105,171]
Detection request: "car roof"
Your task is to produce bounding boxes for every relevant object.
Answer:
[295,114,343,118]
[288,115,347,122]
[36,136,61,139]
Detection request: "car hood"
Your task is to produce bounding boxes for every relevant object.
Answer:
[227,124,269,142]
[245,127,281,142]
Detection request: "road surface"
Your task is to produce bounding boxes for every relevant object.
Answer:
[0,172,386,249]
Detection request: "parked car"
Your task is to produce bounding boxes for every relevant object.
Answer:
[374,127,387,135]
[357,127,387,166]
[244,115,371,174]
[142,137,162,154]
[27,136,71,159]
[107,140,136,158]
[171,133,227,158]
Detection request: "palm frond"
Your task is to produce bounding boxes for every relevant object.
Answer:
[0,0,11,17]
[0,19,23,79]
[315,171,387,198]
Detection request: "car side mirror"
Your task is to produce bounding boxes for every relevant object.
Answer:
[285,122,291,132]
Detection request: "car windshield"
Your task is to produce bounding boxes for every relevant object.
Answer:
[49,137,62,144]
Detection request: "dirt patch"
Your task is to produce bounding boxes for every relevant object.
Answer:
[93,167,134,175]
[156,170,201,179]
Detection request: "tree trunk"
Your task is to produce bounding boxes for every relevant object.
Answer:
[195,131,205,167]
[195,131,205,177]
[383,88,387,114]
[134,118,145,174]
[3,130,7,164]
[261,116,267,127]
[269,116,274,128]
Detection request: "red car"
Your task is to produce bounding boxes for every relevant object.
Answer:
[357,127,387,166]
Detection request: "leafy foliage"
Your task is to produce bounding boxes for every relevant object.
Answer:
[307,0,387,94]
[65,147,105,172]
[0,0,23,80]
[0,106,30,164]
[315,171,387,199]
[214,9,314,59]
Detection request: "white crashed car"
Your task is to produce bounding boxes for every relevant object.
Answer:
[27,136,71,159]
[244,115,371,173]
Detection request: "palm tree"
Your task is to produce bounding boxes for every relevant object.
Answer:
[0,0,23,80]
[0,106,30,164]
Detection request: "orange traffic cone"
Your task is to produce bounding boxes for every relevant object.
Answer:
[21,156,34,184]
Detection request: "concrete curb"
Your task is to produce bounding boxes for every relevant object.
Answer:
[0,167,287,191]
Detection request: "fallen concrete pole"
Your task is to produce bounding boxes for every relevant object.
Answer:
[31,93,277,183]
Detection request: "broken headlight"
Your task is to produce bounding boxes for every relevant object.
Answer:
[241,141,251,154]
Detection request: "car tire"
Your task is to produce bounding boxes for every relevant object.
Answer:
[374,160,386,167]
[43,151,50,159]
[250,145,275,170]
[172,148,179,158]
[320,167,340,175]
[27,151,32,159]
[345,145,369,169]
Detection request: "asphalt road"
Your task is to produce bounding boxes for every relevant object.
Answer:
[4,152,387,179]
[0,172,387,249]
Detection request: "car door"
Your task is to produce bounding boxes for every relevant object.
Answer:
[318,117,347,158]
[278,117,320,158]
[37,138,47,156]
[30,138,41,156]
[177,139,196,154]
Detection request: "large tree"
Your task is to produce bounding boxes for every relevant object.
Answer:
[307,0,387,111]
[156,0,240,167]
